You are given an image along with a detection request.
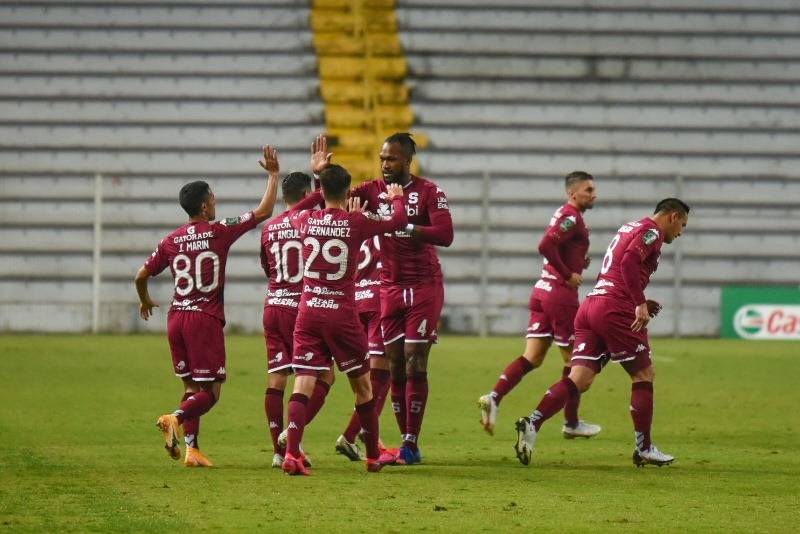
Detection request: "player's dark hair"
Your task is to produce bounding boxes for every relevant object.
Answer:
[178,180,211,217]
[654,197,690,216]
[564,171,593,190]
[282,171,312,204]
[384,132,416,160]
[319,164,351,200]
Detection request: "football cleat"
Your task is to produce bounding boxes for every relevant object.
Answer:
[335,435,364,461]
[156,414,181,460]
[478,394,498,435]
[633,445,675,467]
[278,428,312,466]
[366,449,398,472]
[282,452,311,476]
[562,420,602,439]
[395,446,422,465]
[514,417,537,466]
[184,447,213,467]
[271,453,284,468]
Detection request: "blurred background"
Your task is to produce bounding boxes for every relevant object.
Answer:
[1,0,798,337]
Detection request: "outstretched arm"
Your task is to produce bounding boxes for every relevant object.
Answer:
[134,265,159,320]
[253,145,281,223]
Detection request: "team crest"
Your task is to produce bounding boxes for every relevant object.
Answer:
[642,229,659,245]
[559,216,576,232]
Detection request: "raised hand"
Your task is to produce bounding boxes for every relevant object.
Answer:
[258,145,280,175]
[347,196,368,213]
[310,134,333,174]
[386,183,404,200]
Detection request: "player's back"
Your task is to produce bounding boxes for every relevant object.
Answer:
[295,207,368,312]
[588,217,663,307]
[261,210,303,307]
[145,213,256,322]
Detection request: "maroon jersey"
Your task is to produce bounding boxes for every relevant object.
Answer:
[587,217,664,307]
[290,199,406,313]
[355,235,381,313]
[144,211,257,324]
[539,203,590,286]
[260,209,303,310]
[351,175,453,286]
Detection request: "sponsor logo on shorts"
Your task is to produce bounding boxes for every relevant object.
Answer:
[636,344,647,352]
[298,352,314,362]
[270,352,283,365]
[340,358,357,367]
[196,369,210,374]
[217,367,226,375]
[176,360,186,370]
[531,322,541,330]
[576,342,586,352]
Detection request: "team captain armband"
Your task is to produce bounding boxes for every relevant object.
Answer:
[221,212,253,226]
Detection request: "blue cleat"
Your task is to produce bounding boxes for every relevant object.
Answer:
[396,446,422,465]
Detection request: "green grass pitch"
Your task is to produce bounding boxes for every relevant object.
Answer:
[2,334,798,532]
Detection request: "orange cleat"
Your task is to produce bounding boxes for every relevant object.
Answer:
[184,447,214,467]
[156,414,181,460]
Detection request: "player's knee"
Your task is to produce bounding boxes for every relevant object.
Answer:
[348,372,372,399]
[267,372,288,391]
[405,352,428,374]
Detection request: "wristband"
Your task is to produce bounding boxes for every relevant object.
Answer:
[405,224,415,232]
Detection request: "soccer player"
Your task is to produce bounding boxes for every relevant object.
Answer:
[478,172,601,438]
[335,235,390,460]
[514,198,690,468]
[134,145,279,467]
[282,164,408,475]
[312,133,454,465]
[260,169,335,469]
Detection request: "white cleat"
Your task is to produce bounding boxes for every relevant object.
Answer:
[271,453,284,468]
[335,435,364,461]
[514,417,537,466]
[562,420,602,439]
[633,445,675,467]
[478,394,498,436]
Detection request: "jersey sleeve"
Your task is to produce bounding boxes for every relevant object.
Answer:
[413,186,453,246]
[215,211,258,246]
[537,210,581,279]
[620,227,662,305]
[143,239,170,276]
[259,232,270,277]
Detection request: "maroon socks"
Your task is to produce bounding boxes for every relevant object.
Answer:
[180,392,200,449]
[286,393,309,458]
[343,368,391,443]
[491,356,534,405]
[402,371,428,451]
[355,399,380,460]
[175,389,217,424]
[530,377,578,431]
[265,387,285,455]
[630,382,654,451]
[305,380,331,425]
[562,366,581,427]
